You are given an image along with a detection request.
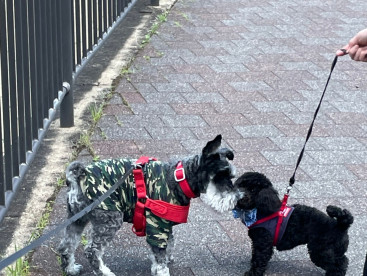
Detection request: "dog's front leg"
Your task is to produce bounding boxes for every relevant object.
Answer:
[245,229,274,276]
[58,218,88,275]
[165,233,174,264]
[150,246,170,276]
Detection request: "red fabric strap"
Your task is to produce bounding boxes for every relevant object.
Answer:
[273,215,284,246]
[249,194,290,246]
[132,200,147,236]
[145,199,190,223]
[132,156,155,236]
[132,157,190,237]
[250,212,278,227]
[175,161,197,198]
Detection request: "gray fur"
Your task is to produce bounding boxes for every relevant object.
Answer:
[58,135,239,276]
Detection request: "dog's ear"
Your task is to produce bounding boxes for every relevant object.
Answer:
[255,187,281,215]
[218,148,234,160]
[202,135,222,156]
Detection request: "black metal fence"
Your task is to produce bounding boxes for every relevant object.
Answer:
[0,0,140,222]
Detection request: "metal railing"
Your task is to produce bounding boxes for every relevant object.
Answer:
[0,0,143,222]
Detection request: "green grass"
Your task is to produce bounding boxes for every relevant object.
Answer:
[89,102,104,123]
[141,10,169,47]
[81,234,88,246]
[5,246,30,276]
[29,203,53,241]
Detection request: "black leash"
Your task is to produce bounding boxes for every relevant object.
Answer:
[0,166,134,271]
[287,50,345,194]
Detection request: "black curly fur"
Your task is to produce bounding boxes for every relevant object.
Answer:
[234,171,354,276]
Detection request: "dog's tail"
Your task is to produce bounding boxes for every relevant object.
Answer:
[326,205,354,230]
[65,161,86,187]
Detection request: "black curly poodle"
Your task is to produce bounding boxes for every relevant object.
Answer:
[234,171,354,276]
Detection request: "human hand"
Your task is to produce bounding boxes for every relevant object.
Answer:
[336,28,367,62]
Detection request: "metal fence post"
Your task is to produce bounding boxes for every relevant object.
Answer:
[150,0,159,6]
[60,0,74,127]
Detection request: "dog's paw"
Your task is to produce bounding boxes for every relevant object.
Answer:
[166,255,174,264]
[156,264,170,276]
[151,263,170,276]
[99,263,116,276]
[66,263,83,275]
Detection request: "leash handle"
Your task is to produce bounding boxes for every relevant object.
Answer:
[289,53,340,189]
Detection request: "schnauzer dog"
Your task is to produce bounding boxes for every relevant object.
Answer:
[233,171,354,276]
[57,135,239,276]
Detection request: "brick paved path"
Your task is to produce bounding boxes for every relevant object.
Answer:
[30,0,367,275]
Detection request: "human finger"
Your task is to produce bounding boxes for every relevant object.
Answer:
[348,45,359,60]
[336,46,349,56]
[353,47,367,62]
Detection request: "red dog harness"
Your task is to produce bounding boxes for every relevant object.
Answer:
[249,194,293,246]
[132,157,197,236]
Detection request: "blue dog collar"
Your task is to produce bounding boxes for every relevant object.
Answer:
[232,208,257,227]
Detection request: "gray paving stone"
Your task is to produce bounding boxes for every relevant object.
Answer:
[160,115,208,127]
[346,163,367,180]
[21,0,367,275]
[92,140,140,156]
[129,103,175,115]
[101,126,152,140]
[206,241,251,266]
[145,127,196,140]
[270,137,324,151]
[279,61,323,72]
[180,55,223,65]
[229,81,273,92]
[312,137,366,151]
[251,101,299,113]
[261,150,315,166]
[191,264,249,276]
[293,180,354,198]
[227,138,280,152]
[163,73,205,83]
[300,164,358,181]
[140,91,188,103]
[152,82,197,93]
[234,125,285,138]
[113,114,165,128]
[170,103,217,114]
[213,102,257,114]
[120,92,147,103]
[190,126,243,140]
[307,150,364,165]
[134,139,188,155]
[221,91,267,103]
[232,152,273,167]
[200,72,243,83]
[202,113,248,127]
[182,92,227,104]
[265,261,323,275]
[209,63,249,73]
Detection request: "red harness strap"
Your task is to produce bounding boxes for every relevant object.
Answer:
[249,194,291,246]
[175,161,197,198]
[132,157,194,237]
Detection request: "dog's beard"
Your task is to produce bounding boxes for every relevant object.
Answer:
[201,181,239,213]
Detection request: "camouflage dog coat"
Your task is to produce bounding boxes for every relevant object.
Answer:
[80,158,183,249]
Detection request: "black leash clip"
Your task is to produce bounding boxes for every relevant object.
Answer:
[339,48,348,55]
